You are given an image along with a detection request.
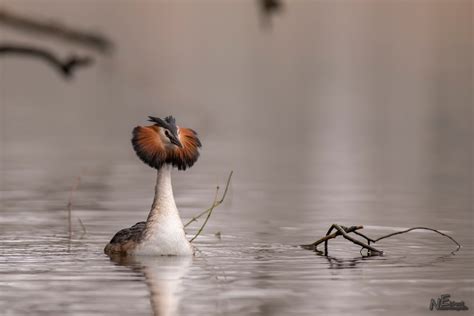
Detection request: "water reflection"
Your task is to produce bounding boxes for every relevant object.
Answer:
[324,256,367,270]
[109,255,192,316]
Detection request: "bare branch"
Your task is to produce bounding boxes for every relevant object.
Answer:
[301,225,363,251]
[258,0,284,28]
[0,8,113,54]
[184,171,233,228]
[0,44,93,78]
[302,224,461,256]
[189,186,220,243]
[373,226,461,252]
[302,224,383,255]
[353,230,376,244]
[331,224,383,255]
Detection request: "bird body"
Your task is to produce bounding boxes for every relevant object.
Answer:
[134,165,193,256]
[104,116,201,256]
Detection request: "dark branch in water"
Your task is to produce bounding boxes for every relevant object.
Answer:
[301,224,383,255]
[373,226,461,251]
[301,224,461,256]
[0,44,93,79]
[186,171,233,242]
[0,8,113,54]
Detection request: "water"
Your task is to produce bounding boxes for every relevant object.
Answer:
[0,140,472,315]
[0,1,472,315]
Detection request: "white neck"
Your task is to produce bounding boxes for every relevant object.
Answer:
[147,165,177,224]
[135,165,193,256]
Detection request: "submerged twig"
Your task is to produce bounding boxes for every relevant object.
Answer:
[353,230,376,244]
[301,225,363,251]
[302,224,461,256]
[301,224,383,255]
[187,171,233,242]
[329,224,383,255]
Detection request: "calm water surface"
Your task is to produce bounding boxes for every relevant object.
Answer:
[0,141,472,316]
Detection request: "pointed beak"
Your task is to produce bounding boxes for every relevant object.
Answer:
[170,135,183,148]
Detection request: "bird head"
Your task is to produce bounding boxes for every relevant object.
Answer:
[132,115,202,170]
[148,116,183,148]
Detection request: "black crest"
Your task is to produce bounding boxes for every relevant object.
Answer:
[148,115,178,136]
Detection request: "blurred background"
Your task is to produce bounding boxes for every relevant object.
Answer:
[0,1,472,315]
[1,0,471,224]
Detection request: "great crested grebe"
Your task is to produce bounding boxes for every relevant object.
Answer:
[104,115,201,256]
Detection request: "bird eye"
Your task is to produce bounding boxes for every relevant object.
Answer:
[164,130,171,139]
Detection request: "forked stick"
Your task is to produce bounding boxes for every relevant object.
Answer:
[302,224,461,256]
[301,224,383,255]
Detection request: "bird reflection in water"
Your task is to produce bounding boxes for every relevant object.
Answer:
[109,254,192,316]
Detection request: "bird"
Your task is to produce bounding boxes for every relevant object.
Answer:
[104,115,202,256]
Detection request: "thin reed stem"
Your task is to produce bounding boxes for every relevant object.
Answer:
[187,171,233,242]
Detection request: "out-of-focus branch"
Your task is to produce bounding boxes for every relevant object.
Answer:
[259,0,283,15]
[0,8,113,54]
[0,44,93,78]
[258,0,284,28]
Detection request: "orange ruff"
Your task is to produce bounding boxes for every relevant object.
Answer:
[132,125,201,170]
[169,127,201,170]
